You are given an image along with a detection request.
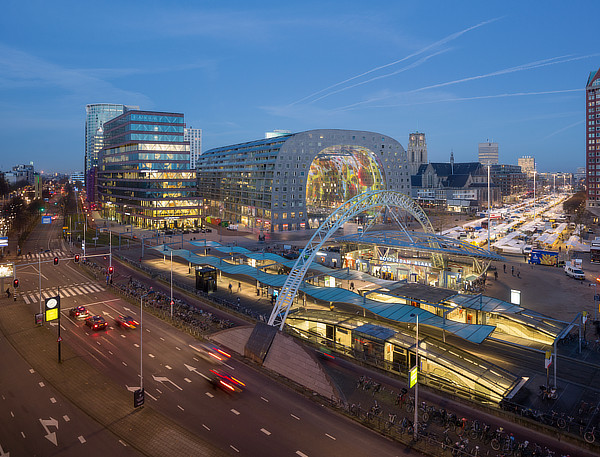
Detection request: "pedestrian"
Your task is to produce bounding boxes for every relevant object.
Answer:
[503,264,506,273]
[238,281,242,292]
[494,271,498,280]
[517,270,520,279]
[5,288,10,298]
[350,281,355,291]
[237,296,240,307]
[511,266,514,276]
[228,283,232,294]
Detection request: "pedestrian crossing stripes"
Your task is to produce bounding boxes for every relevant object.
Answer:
[21,283,106,304]
[21,251,70,261]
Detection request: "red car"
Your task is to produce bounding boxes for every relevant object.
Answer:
[208,369,245,393]
[115,314,138,329]
[69,306,90,319]
[85,315,107,331]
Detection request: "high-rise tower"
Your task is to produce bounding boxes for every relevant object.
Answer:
[478,141,499,165]
[84,103,139,184]
[184,127,202,169]
[587,68,600,213]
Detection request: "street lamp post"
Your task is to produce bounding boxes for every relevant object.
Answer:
[487,163,491,249]
[170,250,173,319]
[533,170,537,221]
[410,312,419,441]
[140,290,152,390]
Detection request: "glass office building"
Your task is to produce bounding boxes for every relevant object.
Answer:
[98,110,200,229]
[84,104,139,185]
[197,129,410,232]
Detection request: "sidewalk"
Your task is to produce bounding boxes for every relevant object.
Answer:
[0,296,228,457]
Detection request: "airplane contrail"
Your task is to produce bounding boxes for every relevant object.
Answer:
[334,54,598,111]
[289,17,502,106]
[308,49,449,104]
[540,120,583,141]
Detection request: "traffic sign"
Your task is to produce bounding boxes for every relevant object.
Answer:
[133,388,145,408]
[45,296,60,322]
[0,237,7,247]
[544,351,552,369]
[595,294,600,302]
[42,216,52,224]
[409,366,418,388]
[583,311,588,324]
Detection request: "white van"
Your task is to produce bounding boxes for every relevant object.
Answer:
[564,260,585,280]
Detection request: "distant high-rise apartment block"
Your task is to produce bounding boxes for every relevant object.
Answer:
[587,68,600,213]
[265,129,291,139]
[84,103,139,183]
[478,141,499,165]
[518,156,536,176]
[407,132,427,175]
[184,127,202,169]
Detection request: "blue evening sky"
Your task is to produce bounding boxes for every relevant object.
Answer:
[0,0,597,174]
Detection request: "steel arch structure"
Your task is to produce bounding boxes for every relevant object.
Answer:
[268,189,438,330]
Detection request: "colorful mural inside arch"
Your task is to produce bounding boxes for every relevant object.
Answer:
[306,145,386,214]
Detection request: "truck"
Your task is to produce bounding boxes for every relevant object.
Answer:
[529,249,558,266]
[564,259,585,280]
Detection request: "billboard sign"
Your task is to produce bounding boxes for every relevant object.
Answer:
[0,263,14,278]
[0,237,7,247]
[42,216,52,224]
[44,296,60,322]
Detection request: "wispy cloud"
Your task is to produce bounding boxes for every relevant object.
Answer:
[0,43,151,106]
[290,17,502,106]
[356,88,582,109]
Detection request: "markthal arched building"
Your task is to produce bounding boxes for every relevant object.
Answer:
[197,129,410,232]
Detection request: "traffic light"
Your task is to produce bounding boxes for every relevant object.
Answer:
[13,279,18,289]
[108,266,114,275]
[53,257,59,265]
[74,254,80,263]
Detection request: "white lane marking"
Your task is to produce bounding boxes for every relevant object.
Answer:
[60,325,66,331]
[296,451,308,457]
[134,343,139,348]
[291,414,300,420]
[50,398,56,403]
[10,411,14,417]
[39,382,45,388]
[176,346,181,351]
[96,341,102,346]
[149,353,155,358]
[165,365,172,370]
[78,436,86,443]
[108,351,113,355]
[184,378,192,383]
[21,431,26,438]
[261,396,269,402]
[120,334,126,338]
[231,409,240,415]
[177,405,184,411]
[119,440,128,447]
[261,428,271,436]
[23,295,31,304]
[230,445,240,453]
[63,415,70,422]
[156,389,163,394]
[122,361,128,366]
[202,424,210,431]
[29,369,35,374]
[325,433,336,440]
[205,392,214,398]
[160,337,165,341]
[147,392,157,401]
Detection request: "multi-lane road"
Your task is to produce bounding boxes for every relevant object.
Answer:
[2,217,414,456]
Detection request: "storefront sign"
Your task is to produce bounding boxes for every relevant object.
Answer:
[379,256,432,267]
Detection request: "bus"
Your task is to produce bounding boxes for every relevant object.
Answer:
[591,238,600,264]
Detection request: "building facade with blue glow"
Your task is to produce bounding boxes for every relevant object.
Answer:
[98,110,199,229]
[197,129,410,232]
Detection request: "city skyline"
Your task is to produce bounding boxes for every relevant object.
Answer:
[0,1,598,173]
